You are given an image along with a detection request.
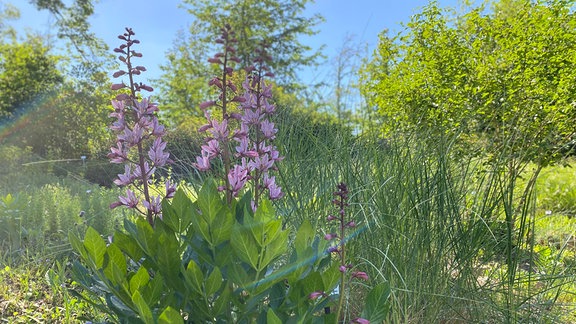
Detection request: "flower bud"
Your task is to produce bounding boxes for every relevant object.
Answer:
[113,70,126,78]
[351,271,369,280]
[111,83,126,90]
[308,291,324,300]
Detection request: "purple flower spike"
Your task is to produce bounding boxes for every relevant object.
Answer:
[193,28,283,208]
[108,28,173,225]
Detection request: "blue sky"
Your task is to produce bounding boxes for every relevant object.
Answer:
[10,0,461,84]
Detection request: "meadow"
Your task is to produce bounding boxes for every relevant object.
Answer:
[1,116,576,322]
[2,1,576,322]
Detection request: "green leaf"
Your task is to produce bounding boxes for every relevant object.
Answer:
[103,243,128,289]
[134,217,156,255]
[83,227,106,268]
[141,273,165,306]
[70,260,96,290]
[362,282,391,323]
[113,230,143,261]
[197,178,225,224]
[266,308,283,324]
[205,267,223,296]
[190,202,212,245]
[212,283,231,317]
[210,207,234,246]
[155,230,180,286]
[294,220,314,256]
[158,306,184,324]
[129,267,150,295]
[69,231,87,261]
[231,222,260,270]
[132,290,154,324]
[321,261,341,293]
[260,228,288,270]
[184,260,204,294]
[228,262,250,286]
[289,271,325,305]
[160,199,179,233]
[162,188,194,233]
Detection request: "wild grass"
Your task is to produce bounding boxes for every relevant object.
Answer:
[1,112,576,322]
[269,113,576,323]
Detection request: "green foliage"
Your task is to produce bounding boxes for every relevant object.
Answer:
[0,36,63,119]
[70,179,390,322]
[183,0,323,86]
[361,0,576,165]
[157,0,323,120]
[156,26,212,123]
[0,0,112,160]
[535,162,576,216]
[0,261,107,322]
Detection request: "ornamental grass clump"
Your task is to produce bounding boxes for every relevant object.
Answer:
[107,28,175,225]
[194,24,283,208]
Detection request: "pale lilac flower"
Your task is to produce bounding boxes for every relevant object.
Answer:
[165,180,176,198]
[148,138,170,166]
[209,119,229,140]
[199,100,216,109]
[194,155,211,171]
[108,142,127,163]
[228,165,248,196]
[150,118,166,136]
[132,161,155,179]
[235,138,259,158]
[143,195,162,215]
[118,189,139,209]
[328,246,339,253]
[241,108,262,125]
[110,116,125,132]
[352,318,370,324]
[114,165,133,186]
[268,181,283,200]
[198,123,212,133]
[324,233,338,241]
[248,154,274,172]
[260,120,277,139]
[201,139,220,159]
[262,99,275,115]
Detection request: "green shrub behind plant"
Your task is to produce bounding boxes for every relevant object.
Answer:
[536,164,576,216]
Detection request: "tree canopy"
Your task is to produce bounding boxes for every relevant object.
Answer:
[156,0,323,124]
[361,0,576,165]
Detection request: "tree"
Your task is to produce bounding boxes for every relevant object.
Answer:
[0,2,19,40]
[156,0,323,123]
[361,0,576,166]
[0,0,113,160]
[155,24,213,123]
[183,0,323,85]
[0,37,63,120]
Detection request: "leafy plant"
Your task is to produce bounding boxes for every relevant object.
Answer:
[69,180,389,322]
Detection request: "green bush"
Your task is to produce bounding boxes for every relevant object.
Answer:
[536,164,576,216]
